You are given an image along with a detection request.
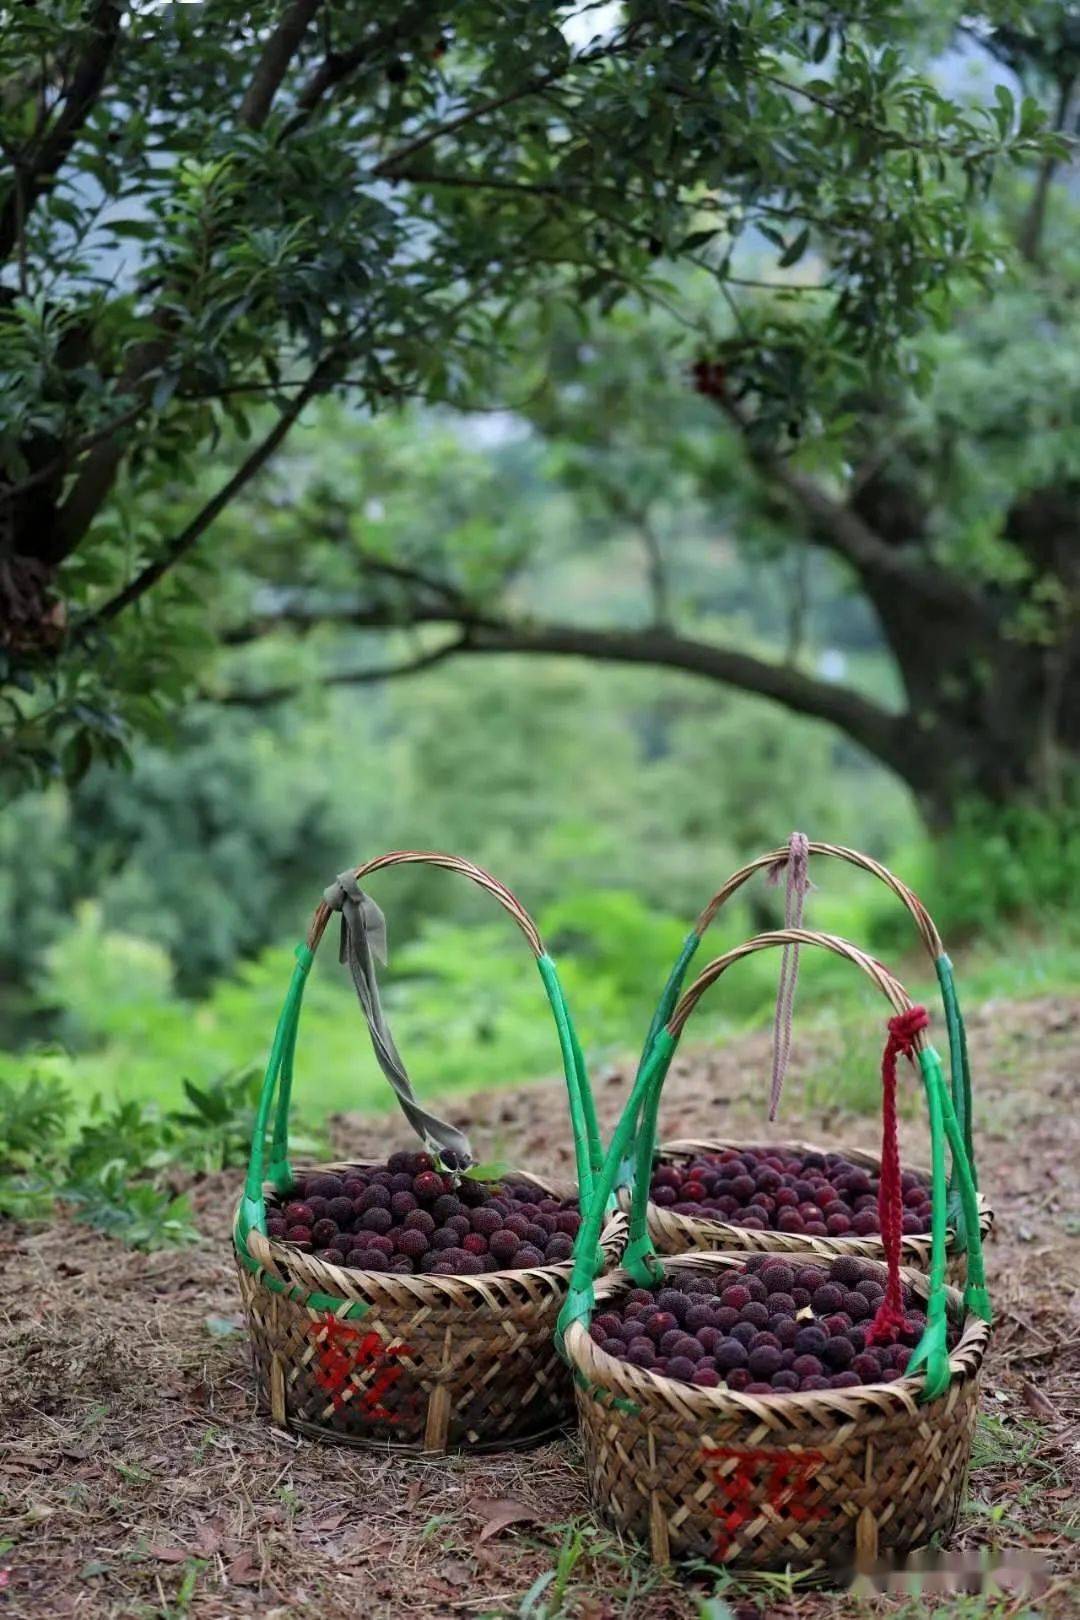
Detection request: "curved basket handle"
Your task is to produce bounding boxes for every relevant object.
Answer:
[238,851,603,1245]
[561,929,989,1402]
[636,842,977,1223]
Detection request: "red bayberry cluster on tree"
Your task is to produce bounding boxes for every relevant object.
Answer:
[588,1254,939,1394]
[266,1153,581,1277]
[650,1146,931,1238]
[690,357,727,400]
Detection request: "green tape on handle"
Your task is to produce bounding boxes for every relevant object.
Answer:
[616,930,699,1201]
[926,1049,990,1322]
[558,1032,677,1353]
[239,943,314,1242]
[537,954,600,1207]
[907,1046,953,1401]
[936,955,977,1190]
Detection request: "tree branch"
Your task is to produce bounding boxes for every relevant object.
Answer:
[77,356,335,635]
[0,0,124,266]
[1018,73,1075,265]
[216,634,470,705]
[371,28,639,180]
[279,8,430,140]
[239,0,323,131]
[221,600,907,771]
[721,400,989,619]
[39,0,321,558]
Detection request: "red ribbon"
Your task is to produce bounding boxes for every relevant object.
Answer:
[866,1005,929,1345]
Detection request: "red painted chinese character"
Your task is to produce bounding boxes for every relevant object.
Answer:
[306,1315,416,1420]
[701,1444,826,1558]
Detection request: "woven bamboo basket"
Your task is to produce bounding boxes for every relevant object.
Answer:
[233,851,623,1453]
[558,929,992,1571]
[623,842,993,1277]
[565,1253,988,1571]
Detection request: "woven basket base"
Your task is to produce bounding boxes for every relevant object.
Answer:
[276,1411,571,1455]
[237,1259,581,1452]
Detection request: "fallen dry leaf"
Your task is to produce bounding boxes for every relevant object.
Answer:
[472,1497,540,1543]
[148,1546,189,1564]
[1020,1379,1059,1422]
[227,1551,260,1586]
[314,1511,347,1532]
[193,1521,223,1556]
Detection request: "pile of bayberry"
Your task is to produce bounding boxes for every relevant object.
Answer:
[651,1145,932,1237]
[590,1255,944,1394]
[266,1152,581,1276]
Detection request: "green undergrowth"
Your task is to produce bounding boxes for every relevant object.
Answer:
[8,889,1080,1134]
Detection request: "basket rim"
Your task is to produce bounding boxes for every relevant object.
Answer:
[236,1158,625,1306]
[564,1250,990,1427]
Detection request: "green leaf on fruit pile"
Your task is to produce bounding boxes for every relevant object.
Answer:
[463,1161,512,1183]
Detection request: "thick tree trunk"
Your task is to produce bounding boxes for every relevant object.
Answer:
[866,582,1077,827]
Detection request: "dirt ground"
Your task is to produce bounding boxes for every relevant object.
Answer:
[2,996,1079,1619]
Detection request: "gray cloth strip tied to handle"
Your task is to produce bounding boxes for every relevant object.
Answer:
[323,870,475,1169]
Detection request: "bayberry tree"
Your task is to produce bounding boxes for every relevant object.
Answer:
[0,0,1065,811]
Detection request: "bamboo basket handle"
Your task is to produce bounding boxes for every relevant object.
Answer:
[561,929,989,1401]
[238,852,602,1243]
[636,842,977,1216]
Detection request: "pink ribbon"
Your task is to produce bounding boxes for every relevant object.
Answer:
[766,832,810,1120]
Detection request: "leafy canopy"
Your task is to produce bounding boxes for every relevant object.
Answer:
[0,0,1063,781]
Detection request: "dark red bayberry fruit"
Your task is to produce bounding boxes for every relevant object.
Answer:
[748,1345,783,1379]
[396,1229,429,1259]
[304,1175,342,1199]
[357,1185,389,1212]
[667,1356,697,1381]
[489,1229,519,1265]
[413,1171,444,1200]
[794,1267,827,1293]
[794,1326,828,1357]
[351,1247,390,1270]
